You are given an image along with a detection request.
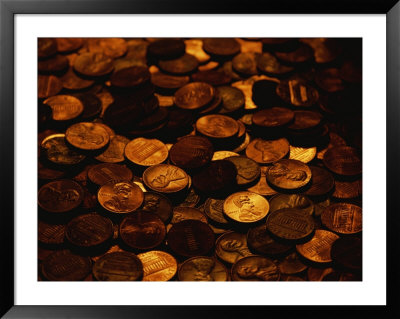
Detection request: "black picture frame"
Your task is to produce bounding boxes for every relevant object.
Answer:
[1,0,399,318]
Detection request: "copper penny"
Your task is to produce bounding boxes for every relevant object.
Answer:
[178,256,229,281]
[247,224,292,256]
[266,208,315,241]
[225,156,261,187]
[56,38,83,53]
[171,206,208,225]
[245,138,290,164]
[60,68,94,91]
[288,110,322,131]
[252,107,295,128]
[125,137,169,167]
[167,220,215,257]
[43,95,84,121]
[321,203,362,235]
[74,52,114,77]
[98,181,144,214]
[141,192,173,224]
[247,166,278,196]
[38,221,65,246]
[204,198,230,226]
[87,38,127,58]
[289,146,317,163]
[232,52,259,76]
[276,79,319,107]
[196,114,239,139]
[158,53,199,75]
[315,68,345,92]
[257,52,294,76]
[92,251,143,281]
[65,213,113,248]
[88,163,133,187]
[231,256,280,281]
[202,38,240,57]
[38,179,84,213]
[147,38,185,60]
[296,229,339,263]
[217,86,245,115]
[41,133,86,165]
[278,252,307,275]
[110,66,150,88]
[332,179,362,199]
[269,194,314,216]
[266,159,312,190]
[322,146,362,176]
[215,231,254,264]
[174,82,215,110]
[41,250,91,281]
[38,75,63,99]
[120,211,166,250]
[137,250,178,281]
[302,166,334,196]
[95,135,130,163]
[223,191,269,224]
[66,122,109,151]
[212,151,239,161]
[143,164,189,194]
[151,72,190,89]
[275,43,314,64]
[169,136,213,170]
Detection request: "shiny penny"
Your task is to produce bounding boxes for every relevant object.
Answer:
[88,163,133,187]
[321,203,362,235]
[245,138,290,164]
[212,151,239,161]
[223,191,269,224]
[137,250,178,281]
[215,231,254,264]
[66,122,110,151]
[266,159,312,190]
[178,256,229,281]
[43,95,84,121]
[174,82,215,110]
[231,256,280,281]
[125,137,169,167]
[98,181,144,214]
[142,164,189,194]
[196,114,239,139]
[289,146,317,163]
[296,229,339,263]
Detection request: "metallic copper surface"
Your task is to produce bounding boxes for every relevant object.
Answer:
[142,164,189,194]
[296,229,339,263]
[38,75,63,99]
[330,236,362,272]
[245,138,290,164]
[215,231,254,264]
[137,250,178,281]
[303,166,335,196]
[269,194,314,216]
[158,53,199,75]
[110,66,150,88]
[212,151,240,161]
[247,224,292,256]
[276,79,319,107]
[203,198,230,226]
[74,52,114,77]
[41,133,86,165]
[178,256,229,281]
[66,122,110,151]
[322,146,362,176]
[278,252,307,275]
[202,38,240,57]
[95,135,130,163]
[141,192,173,224]
[125,137,168,167]
[151,72,190,89]
[87,38,128,58]
[174,82,215,110]
[56,38,83,53]
[231,256,280,281]
[38,221,65,246]
[266,159,312,190]
[196,114,239,139]
[217,86,245,114]
[252,107,294,128]
[88,163,133,187]
[247,166,278,196]
[170,206,208,225]
[332,179,362,199]
[43,95,84,121]
[321,203,362,234]
[289,146,317,163]
[225,156,261,187]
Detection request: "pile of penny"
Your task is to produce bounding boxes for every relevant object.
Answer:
[38,37,362,281]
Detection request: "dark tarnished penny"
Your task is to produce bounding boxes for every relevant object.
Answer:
[217,86,245,114]
[288,110,322,131]
[252,107,294,128]
[232,52,260,76]
[151,72,190,89]
[66,122,110,151]
[331,236,362,271]
[247,166,278,196]
[110,66,150,88]
[275,43,314,64]
[267,159,312,190]
[191,70,231,86]
[178,256,229,281]
[276,79,319,107]
[95,135,130,163]
[38,179,84,213]
[177,188,201,208]
[147,38,185,60]
[257,52,294,76]
[215,231,254,264]
[204,198,230,226]
[56,38,83,53]
[196,114,239,139]
[60,68,95,91]
[223,191,270,224]
[38,161,65,180]
[315,68,345,92]
[137,250,178,281]
[38,38,57,59]
[225,156,261,187]
[247,224,292,256]
[174,82,215,110]
[92,251,143,281]
[202,38,240,57]
[167,220,215,257]
[38,75,63,99]
[88,163,133,187]
[141,192,173,224]
[245,138,290,164]
[87,38,128,58]
[98,181,144,214]
[38,55,69,73]
[323,146,362,176]
[125,137,169,167]
[41,250,91,281]
[158,53,199,75]
[296,229,339,263]
[321,203,362,235]
[231,256,280,281]
[278,252,308,275]
[38,221,65,246]
[72,93,102,120]
[41,133,86,165]
[74,52,114,77]
[142,164,189,194]
[169,135,213,170]
[303,166,334,196]
[43,95,84,121]
[65,213,113,248]
[266,208,315,241]
[171,206,208,225]
[192,160,237,195]
[269,194,314,216]
[332,179,362,199]
[120,211,166,250]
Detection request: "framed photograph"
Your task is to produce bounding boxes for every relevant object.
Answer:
[1,0,398,318]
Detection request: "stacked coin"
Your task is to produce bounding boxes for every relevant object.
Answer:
[38,37,362,281]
